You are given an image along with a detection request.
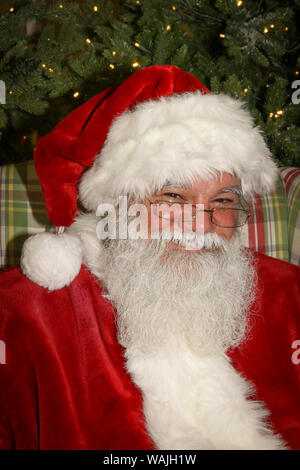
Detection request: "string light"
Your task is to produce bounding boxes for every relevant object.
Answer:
[10,7,14,12]
[136,0,141,4]
[134,42,140,48]
[172,6,177,11]
[20,135,28,145]
[236,1,243,6]
[59,4,63,8]
[48,68,54,72]
[93,5,98,11]
[243,88,248,94]
[166,25,172,31]
[73,91,80,98]
[132,62,140,68]
[263,27,268,33]
[112,51,117,56]
[285,27,288,31]
[41,64,47,69]
[109,64,115,70]
[220,33,225,38]
[85,38,92,44]
[270,24,274,28]
[295,71,299,76]
[269,110,284,119]
[9,90,13,95]
[266,84,269,87]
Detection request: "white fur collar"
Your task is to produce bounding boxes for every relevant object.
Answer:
[125,340,286,450]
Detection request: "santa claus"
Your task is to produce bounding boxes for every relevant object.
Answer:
[0,65,299,450]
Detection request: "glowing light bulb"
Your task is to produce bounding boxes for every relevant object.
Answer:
[73,91,80,98]
[166,25,172,31]
[264,27,268,33]
[86,38,91,44]
[109,64,115,70]
[132,62,140,68]
[93,5,98,11]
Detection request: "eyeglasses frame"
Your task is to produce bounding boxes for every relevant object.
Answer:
[150,199,251,229]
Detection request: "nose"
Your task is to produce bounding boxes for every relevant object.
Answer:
[180,208,215,234]
[202,210,215,233]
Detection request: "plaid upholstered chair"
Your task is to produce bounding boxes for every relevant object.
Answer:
[0,160,299,269]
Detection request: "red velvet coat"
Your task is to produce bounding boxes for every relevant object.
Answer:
[0,251,300,450]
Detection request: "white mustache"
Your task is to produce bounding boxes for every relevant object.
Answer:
[154,230,228,250]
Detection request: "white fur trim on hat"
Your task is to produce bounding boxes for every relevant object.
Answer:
[79,92,278,210]
[21,231,82,291]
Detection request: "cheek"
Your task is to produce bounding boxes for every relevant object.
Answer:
[215,226,235,241]
[144,205,177,237]
[139,204,160,238]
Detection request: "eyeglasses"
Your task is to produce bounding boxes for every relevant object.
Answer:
[150,200,250,228]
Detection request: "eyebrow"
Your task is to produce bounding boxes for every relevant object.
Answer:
[217,186,242,197]
[161,183,242,196]
[161,181,190,190]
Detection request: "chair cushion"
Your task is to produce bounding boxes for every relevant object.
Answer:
[279,168,300,266]
[240,174,289,263]
[0,161,52,269]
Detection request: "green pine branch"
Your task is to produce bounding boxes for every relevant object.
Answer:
[0,0,299,167]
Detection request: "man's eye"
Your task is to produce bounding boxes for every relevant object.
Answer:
[213,198,235,204]
[162,192,183,199]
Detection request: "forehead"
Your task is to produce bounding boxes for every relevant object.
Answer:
[161,172,241,194]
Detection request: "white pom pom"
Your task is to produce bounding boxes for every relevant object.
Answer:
[21,232,82,291]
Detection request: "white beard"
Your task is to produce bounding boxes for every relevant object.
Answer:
[99,232,285,450]
[99,232,257,356]
[70,214,286,450]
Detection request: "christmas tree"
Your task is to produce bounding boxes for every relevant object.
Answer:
[0,0,299,167]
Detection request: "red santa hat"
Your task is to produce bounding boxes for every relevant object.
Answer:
[20,65,278,290]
